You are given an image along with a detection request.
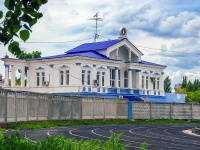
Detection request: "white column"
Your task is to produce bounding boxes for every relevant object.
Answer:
[21,67,25,87]
[11,65,15,87]
[128,69,132,88]
[26,67,30,87]
[116,48,119,60]
[129,49,131,61]
[115,68,119,88]
[71,63,82,86]
[135,70,141,89]
[49,64,54,86]
[84,70,87,86]
[4,64,9,86]
[106,67,110,87]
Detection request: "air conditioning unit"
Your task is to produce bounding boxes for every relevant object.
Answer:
[43,81,49,86]
[93,80,99,86]
[150,77,156,82]
[119,95,123,98]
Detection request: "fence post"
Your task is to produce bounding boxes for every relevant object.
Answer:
[103,100,105,119]
[170,103,172,119]
[36,95,39,121]
[92,99,94,120]
[70,99,73,120]
[80,97,83,120]
[128,101,132,120]
[116,100,118,119]
[191,103,193,120]
[26,92,29,121]
[150,102,152,119]
[4,90,8,123]
[58,96,61,120]
[14,92,17,122]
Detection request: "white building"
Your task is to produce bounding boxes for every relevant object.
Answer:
[1,28,185,102]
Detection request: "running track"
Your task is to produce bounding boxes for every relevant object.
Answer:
[4,124,200,150]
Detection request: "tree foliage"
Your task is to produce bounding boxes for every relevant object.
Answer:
[0,0,48,59]
[176,76,200,102]
[181,76,188,88]
[164,76,171,93]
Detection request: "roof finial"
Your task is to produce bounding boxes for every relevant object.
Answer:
[4,53,9,59]
[119,27,128,39]
[88,12,103,43]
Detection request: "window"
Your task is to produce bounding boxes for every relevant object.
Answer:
[87,71,91,85]
[97,72,100,86]
[124,71,128,88]
[42,72,45,84]
[82,70,85,85]
[153,80,156,90]
[118,70,120,87]
[60,71,64,85]
[142,76,144,89]
[157,77,160,90]
[36,72,40,86]
[110,69,115,87]
[102,72,105,86]
[146,77,149,89]
[66,70,69,85]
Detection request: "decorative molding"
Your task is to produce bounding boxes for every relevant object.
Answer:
[25,66,29,70]
[88,87,91,92]
[128,69,132,71]
[60,65,69,68]
[98,66,105,69]
[135,69,141,72]
[49,64,54,68]
[143,71,149,74]
[114,67,119,70]
[4,64,9,68]
[75,63,81,66]
[83,65,90,68]
[93,64,96,67]
[82,87,86,92]
[36,67,44,70]
[154,72,160,75]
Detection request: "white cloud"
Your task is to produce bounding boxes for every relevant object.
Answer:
[0,0,200,88]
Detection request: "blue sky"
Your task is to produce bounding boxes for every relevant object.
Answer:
[0,0,200,89]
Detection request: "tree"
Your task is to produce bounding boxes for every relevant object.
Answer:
[164,76,171,93]
[186,80,193,92]
[181,76,188,88]
[0,0,48,59]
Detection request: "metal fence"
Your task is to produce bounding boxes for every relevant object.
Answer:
[132,102,200,120]
[0,90,128,123]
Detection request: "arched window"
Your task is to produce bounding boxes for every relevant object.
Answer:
[124,70,128,87]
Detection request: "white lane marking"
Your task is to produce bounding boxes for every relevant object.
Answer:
[69,128,91,139]
[183,130,200,137]
[129,128,200,149]
[91,128,143,149]
[146,127,197,143]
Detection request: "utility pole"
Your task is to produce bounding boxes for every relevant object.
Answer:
[88,12,103,42]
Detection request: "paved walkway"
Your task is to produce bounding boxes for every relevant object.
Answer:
[4,124,200,150]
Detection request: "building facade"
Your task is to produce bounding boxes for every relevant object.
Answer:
[1,29,185,102]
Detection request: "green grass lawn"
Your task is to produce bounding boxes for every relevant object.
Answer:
[2,119,200,131]
[1,119,199,150]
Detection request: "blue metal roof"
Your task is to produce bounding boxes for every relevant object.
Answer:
[139,60,166,67]
[66,39,125,53]
[30,51,111,60]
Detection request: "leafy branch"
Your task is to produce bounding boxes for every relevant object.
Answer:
[0,0,48,59]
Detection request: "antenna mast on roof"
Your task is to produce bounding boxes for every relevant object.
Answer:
[88,12,103,43]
